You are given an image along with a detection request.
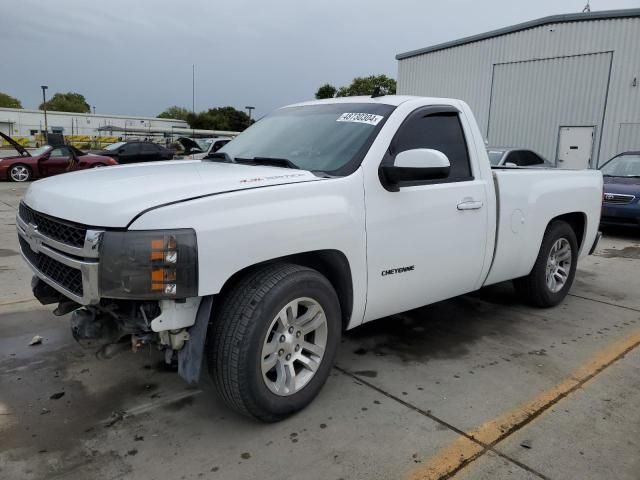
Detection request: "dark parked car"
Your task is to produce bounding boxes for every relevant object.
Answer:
[599,151,640,228]
[95,141,174,164]
[487,147,552,167]
[0,132,117,182]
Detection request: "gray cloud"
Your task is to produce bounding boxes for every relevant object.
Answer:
[2,0,637,118]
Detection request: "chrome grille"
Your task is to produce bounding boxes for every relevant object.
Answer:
[19,236,84,296]
[603,193,635,205]
[17,204,102,305]
[19,203,87,247]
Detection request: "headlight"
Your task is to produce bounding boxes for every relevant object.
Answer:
[99,229,198,299]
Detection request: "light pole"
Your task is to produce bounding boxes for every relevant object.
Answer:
[245,106,255,123]
[41,85,48,140]
[92,106,96,114]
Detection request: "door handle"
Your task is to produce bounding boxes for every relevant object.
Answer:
[457,200,483,210]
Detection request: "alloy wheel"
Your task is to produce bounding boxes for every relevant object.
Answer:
[261,297,328,396]
[545,238,572,293]
[10,165,30,182]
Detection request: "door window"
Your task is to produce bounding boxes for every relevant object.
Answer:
[121,143,140,154]
[50,147,71,157]
[389,111,473,182]
[141,143,160,153]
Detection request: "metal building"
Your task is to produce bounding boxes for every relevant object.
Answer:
[396,9,640,168]
[0,108,188,142]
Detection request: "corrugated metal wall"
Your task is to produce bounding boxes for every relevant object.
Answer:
[617,123,640,152]
[488,52,611,165]
[397,17,640,166]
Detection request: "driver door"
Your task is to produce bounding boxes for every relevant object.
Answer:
[39,147,74,177]
[363,107,490,322]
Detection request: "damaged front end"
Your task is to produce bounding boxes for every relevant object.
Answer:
[18,203,211,383]
[32,277,212,381]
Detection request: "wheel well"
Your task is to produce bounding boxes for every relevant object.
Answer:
[549,212,586,250]
[217,250,354,330]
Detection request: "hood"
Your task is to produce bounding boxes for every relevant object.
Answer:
[0,131,30,157]
[23,160,321,227]
[176,137,204,153]
[603,175,640,195]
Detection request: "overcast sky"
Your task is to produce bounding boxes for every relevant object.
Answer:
[2,0,638,118]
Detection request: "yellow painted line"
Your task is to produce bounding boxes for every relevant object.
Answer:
[407,436,484,480]
[407,330,640,480]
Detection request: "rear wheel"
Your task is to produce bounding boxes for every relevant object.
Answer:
[513,220,578,307]
[9,164,32,182]
[208,263,341,422]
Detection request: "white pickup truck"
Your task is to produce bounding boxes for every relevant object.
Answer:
[17,95,602,421]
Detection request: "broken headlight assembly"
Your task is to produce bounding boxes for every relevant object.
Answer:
[99,229,198,300]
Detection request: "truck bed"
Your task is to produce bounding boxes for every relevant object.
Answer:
[483,168,602,286]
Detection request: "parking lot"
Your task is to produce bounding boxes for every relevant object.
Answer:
[0,181,638,480]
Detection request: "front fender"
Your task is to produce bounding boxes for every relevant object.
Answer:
[129,171,368,328]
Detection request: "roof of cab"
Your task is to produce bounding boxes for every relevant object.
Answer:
[284,95,460,108]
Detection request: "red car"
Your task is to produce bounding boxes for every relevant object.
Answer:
[0,132,117,182]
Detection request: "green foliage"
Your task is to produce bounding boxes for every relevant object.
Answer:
[157,106,191,121]
[186,106,253,132]
[335,75,396,97]
[315,84,338,99]
[0,92,23,108]
[315,74,397,99]
[39,92,90,113]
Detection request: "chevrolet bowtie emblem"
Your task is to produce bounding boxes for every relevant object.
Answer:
[25,223,41,254]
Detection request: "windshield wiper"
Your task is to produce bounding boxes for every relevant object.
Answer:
[235,157,299,169]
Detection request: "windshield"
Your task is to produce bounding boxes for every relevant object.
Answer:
[104,141,127,151]
[31,146,52,156]
[487,150,505,166]
[195,139,212,151]
[600,154,640,177]
[219,103,395,175]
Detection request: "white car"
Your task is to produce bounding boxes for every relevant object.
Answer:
[17,95,602,421]
[488,147,553,167]
[180,137,233,160]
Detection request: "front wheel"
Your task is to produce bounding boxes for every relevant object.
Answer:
[208,263,341,422]
[9,164,32,182]
[513,220,578,307]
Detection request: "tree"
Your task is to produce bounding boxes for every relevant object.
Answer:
[39,92,90,113]
[0,92,22,108]
[314,75,397,99]
[335,74,396,97]
[315,84,337,99]
[186,106,253,132]
[157,106,191,121]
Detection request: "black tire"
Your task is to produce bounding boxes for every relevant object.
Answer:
[513,220,578,307]
[208,263,341,422]
[9,164,32,182]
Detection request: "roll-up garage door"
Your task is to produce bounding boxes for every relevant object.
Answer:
[487,52,612,167]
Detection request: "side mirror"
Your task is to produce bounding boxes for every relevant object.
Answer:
[504,161,517,167]
[380,149,450,191]
[118,148,125,154]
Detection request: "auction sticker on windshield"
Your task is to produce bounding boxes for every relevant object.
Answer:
[336,113,383,126]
